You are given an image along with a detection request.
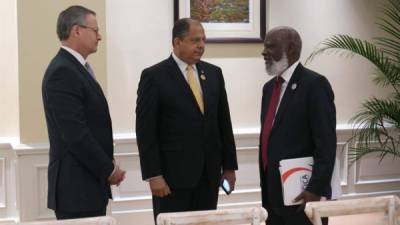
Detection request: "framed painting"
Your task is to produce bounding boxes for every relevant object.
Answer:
[174,0,266,43]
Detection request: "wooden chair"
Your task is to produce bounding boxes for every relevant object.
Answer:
[157,207,267,225]
[304,195,400,225]
[0,219,16,225]
[17,216,117,225]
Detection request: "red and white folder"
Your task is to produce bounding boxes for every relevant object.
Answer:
[279,157,342,206]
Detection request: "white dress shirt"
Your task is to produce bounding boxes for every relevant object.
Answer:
[61,46,87,66]
[172,52,203,96]
[276,60,300,112]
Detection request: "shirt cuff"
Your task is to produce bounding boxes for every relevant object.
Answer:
[146,175,163,182]
[109,164,117,178]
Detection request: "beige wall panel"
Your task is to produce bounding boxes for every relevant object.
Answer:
[18,0,107,143]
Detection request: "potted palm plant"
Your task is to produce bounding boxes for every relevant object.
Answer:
[306,0,400,161]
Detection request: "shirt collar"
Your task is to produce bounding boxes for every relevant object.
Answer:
[172,52,197,72]
[61,46,86,66]
[279,60,300,83]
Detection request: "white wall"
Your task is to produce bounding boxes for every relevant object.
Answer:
[0,0,19,138]
[106,0,174,134]
[106,0,390,135]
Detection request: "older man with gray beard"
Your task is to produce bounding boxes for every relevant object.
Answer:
[258,26,336,225]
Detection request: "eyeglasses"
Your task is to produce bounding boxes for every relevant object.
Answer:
[79,25,100,35]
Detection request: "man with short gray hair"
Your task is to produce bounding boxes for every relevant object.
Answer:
[42,5,125,219]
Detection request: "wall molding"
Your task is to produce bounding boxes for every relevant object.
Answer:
[0,124,399,224]
[0,158,5,208]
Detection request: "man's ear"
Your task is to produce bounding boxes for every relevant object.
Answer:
[286,42,298,63]
[173,37,181,47]
[70,25,80,38]
[287,42,296,58]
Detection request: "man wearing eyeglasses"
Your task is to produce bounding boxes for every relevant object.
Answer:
[42,5,125,219]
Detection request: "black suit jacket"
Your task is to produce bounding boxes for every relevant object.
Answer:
[259,64,336,210]
[136,56,238,189]
[42,48,114,212]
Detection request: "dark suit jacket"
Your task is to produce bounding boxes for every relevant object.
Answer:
[259,63,336,212]
[136,55,238,189]
[42,48,114,212]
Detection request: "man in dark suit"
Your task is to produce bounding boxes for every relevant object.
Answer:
[42,5,125,219]
[259,27,336,225]
[136,18,238,221]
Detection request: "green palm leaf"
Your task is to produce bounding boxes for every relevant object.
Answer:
[348,97,400,162]
[375,37,400,61]
[306,35,400,91]
[348,146,400,162]
[307,0,400,161]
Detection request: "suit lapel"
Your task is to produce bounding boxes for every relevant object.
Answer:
[261,82,274,123]
[76,62,105,98]
[272,64,303,130]
[59,49,105,98]
[166,56,204,115]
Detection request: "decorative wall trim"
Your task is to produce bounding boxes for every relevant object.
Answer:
[336,141,349,186]
[13,144,49,156]
[0,158,5,208]
[0,142,17,221]
[0,144,12,150]
[0,218,18,223]
[0,124,399,224]
[35,164,52,220]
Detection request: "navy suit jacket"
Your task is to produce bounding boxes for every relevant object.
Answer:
[136,56,238,189]
[42,48,114,212]
[259,64,336,211]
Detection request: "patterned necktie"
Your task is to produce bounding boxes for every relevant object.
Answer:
[85,62,96,79]
[186,65,204,114]
[261,76,284,170]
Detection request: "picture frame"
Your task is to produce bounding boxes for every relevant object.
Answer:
[174,0,266,43]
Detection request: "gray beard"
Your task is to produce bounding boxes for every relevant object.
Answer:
[266,54,289,76]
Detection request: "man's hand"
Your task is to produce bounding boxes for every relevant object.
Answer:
[149,176,171,197]
[108,165,126,186]
[294,190,321,211]
[221,170,236,192]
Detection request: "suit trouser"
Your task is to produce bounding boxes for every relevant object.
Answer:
[264,204,328,225]
[261,172,328,225]
[152,172,219,224]
[55,208,106,220]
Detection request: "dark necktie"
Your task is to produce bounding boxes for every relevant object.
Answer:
[85,62,96,79]
[261,76,284,170]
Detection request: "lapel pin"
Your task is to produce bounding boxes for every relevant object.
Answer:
[200,74,206,80]
[291,83,297,90]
